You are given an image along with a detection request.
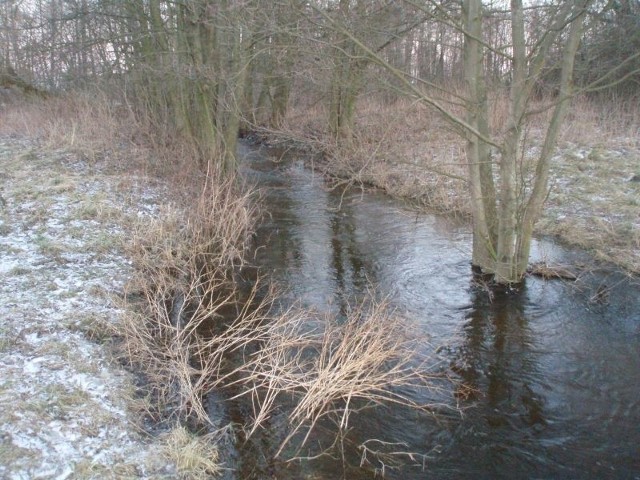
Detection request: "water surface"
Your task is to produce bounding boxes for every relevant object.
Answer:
[234,141,640,479]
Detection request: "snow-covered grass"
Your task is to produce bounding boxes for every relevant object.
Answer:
[542,143,640,271]
[0,135,182,478]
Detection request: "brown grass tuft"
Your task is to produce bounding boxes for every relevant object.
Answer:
[0,88,200,179]
[161,425,222,479]
[228,297,442,458]
[120,173,262,426]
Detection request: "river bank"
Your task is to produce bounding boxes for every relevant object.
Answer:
[0,92,637,478]
[261,98,640,275]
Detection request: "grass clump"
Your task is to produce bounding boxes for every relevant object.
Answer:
[66,314,114,344]
[120,173,261,426]
[119,163,439,469]
[231,297,440,459]
[161,425,221,480]
[34,234,65,260]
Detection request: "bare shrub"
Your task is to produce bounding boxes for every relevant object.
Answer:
[121,174,262,425]
[120,169,442,463]
[230,297,442,458]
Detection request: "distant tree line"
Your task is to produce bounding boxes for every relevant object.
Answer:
[2,2,637,120]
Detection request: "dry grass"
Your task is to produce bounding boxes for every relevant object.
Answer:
[3,92,429,470]
[119,167,444,462]
[562,94,640,149]
[120,173,261,426]
[1,91,454,474]
[161,425,222,480]
[122,189,441,458]
[118,171,442,469]
[226,297,442,459]
[0,88,200,181]
[281,99,471,216]
[541,95,640,272]
[2,92,249,475]
[1,91,124,156]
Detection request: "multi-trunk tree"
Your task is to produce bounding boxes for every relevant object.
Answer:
[463,0,589,283]
[123,0,249,173]
[313,0,591,283]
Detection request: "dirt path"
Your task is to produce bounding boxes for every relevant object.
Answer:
[0,136,175,478]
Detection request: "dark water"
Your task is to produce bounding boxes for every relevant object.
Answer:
[233,141,640,479]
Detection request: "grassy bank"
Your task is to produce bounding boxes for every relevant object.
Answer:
[0,121,182,476]
[0,91,267,477]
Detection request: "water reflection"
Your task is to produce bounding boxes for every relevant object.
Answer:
[237,141,640,480]
[329,190,373,316]
[463,283,544,425]
[245,152,377,314]
[446,282,550,477]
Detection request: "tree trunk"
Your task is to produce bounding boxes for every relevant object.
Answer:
[516,2,588,275]
[463,0,588,284]
[328,51,364,138]
[463,0,498,275]
[328,0,366,139]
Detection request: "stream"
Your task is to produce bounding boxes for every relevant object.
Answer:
[227,140,640,479]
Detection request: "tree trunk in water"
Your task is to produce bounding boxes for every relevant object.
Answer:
[463,0,588,284]
[516,2,588,275]
[493,0,528,283]
[464,0,498,275]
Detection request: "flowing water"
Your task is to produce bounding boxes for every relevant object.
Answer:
[230,140,640,479]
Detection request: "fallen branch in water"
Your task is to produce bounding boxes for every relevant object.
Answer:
[527,261,578,280]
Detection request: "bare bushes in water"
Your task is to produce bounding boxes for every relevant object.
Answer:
[231,297,442,459]
[121,173,263,425]
[2,94,443,473]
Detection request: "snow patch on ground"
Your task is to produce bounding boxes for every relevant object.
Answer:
[0,136,176,478]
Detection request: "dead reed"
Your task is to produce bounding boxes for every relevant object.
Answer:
[0,87,200,180]
[2,92,451,472]
[161,426,222,479]
[121,172,262,426]
[224,297,443,458]
[121,179,442,466]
